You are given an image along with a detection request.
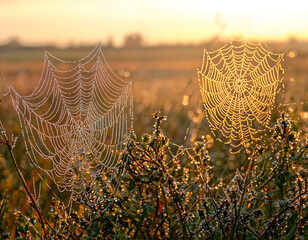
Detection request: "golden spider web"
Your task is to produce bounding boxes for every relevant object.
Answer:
[198,41,284,153]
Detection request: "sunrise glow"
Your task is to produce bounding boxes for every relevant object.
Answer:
[1,0,307,46]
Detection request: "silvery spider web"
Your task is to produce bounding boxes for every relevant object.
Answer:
[198,41,284,153]
[9,44,133,207]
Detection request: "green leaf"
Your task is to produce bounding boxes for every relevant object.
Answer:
[134,205,148,238]
[284,222,298,240]
[111,221,127,240]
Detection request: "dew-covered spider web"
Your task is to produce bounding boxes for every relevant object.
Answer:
[198,41,284,153]
[9,44,133,207]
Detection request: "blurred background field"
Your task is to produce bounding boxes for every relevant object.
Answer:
[0,36,307,139]
[0,0,308,237]
[0,38,307,229]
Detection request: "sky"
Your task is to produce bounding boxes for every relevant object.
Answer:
[0,0,308,46]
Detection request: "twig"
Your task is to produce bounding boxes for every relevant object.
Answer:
[244,222,261,240]
[230,152,256,240]
[0,122,80,239]
[0,122,46,234]
[168,180,189,239]
[258,172,281,190]
[203,174,227,239]
[261,191,308,238]
[153,214,168,240]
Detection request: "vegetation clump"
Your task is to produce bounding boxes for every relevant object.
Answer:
[0,112,307,239]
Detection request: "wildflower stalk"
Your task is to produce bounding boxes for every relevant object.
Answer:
[261,191,308,238]
[0,122,81,239]
[153,214,168,240]
[230,152,256,240]
[205,181,227,239]
[0,121,46,234]
[168,180,189,239]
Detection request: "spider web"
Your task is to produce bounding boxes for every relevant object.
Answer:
[198,41,284,153]
[9,44,133,206]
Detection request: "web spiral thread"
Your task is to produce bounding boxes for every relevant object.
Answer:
[198,41,284,153]
[9,44,133,206]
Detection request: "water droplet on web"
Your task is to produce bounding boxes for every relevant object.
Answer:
[9,44,133,208]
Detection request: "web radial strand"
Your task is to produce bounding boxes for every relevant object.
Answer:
[9,44,133,206]
[198,41,284,153]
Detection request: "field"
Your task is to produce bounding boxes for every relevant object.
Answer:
[0,41,307,238]
[1,42,308,134]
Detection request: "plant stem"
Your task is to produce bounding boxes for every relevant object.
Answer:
[261,191,307,238]
[168,181,189,239]
[153,214,168,240]
[230,153,255,240]
[0,126,46,234]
